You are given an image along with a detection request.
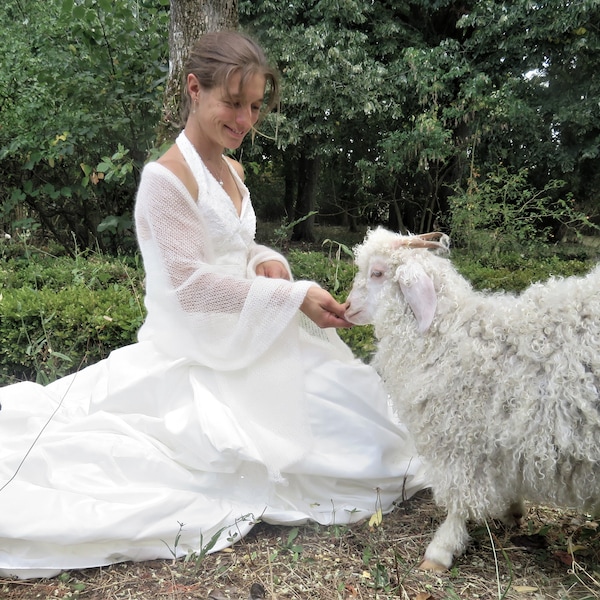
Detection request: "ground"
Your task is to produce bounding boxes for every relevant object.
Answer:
[2,490,599,600]
[2,227,600,599]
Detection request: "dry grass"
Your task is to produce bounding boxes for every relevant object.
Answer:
[2,490,600,600]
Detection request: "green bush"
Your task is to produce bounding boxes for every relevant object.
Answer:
[0,286,145,384]
[1,245,596,384]
[452,250,594,292]
[288,247,356,297]
[0,254,145,384]
[0,0,168,253]
[449,166,595,258]
[0,253,143,291]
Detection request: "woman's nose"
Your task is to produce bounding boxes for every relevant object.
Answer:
[236,105,253,127]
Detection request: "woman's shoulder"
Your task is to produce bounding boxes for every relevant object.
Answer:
[136,157,196,212]
[224,155,245,182]
[155,145,198,199]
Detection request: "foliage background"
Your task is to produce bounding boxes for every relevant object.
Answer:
[0,0,169,253]
[239,0,600,243]
[1,0,598,253]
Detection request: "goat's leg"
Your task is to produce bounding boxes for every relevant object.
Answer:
[420,511,469,571]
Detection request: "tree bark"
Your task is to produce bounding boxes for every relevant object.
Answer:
[291,151,320,242]
[283,153,297,220]
[157,0,238,145]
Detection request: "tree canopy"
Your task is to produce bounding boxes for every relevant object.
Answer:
[240,0,600,242]
[1,0,598,252]
[0,0,169,252]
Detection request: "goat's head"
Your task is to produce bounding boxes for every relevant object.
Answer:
[345,228,450,333]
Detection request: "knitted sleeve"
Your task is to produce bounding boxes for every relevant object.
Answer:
[134,162,315,369]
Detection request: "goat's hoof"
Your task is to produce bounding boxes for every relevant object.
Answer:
[418,559,448,572]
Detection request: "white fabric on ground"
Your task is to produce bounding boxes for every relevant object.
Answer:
[0,132,427,579]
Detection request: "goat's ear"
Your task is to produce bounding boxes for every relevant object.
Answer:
[395,263,437,333]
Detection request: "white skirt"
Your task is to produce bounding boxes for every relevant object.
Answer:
[0,339,426,579]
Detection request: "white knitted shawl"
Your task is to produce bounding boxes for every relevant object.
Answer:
[134,132,352,477]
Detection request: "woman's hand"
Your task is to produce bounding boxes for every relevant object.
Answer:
[255,260,291,280]
[300,286,353,329]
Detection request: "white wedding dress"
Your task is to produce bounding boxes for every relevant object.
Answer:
[0,132,427,579]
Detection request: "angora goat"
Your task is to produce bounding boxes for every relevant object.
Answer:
[345,227,600,571]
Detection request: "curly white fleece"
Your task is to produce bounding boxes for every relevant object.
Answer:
[346,227,600,568]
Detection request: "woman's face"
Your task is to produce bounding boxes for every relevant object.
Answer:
[193,71,266,150]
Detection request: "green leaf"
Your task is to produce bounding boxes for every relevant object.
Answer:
[49,351,73,363]
[72,4,85,19]
[24,152,42,170]
[97,215,120,232]
[61,0,74,16]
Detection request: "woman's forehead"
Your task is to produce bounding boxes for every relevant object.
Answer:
[223,71,266,101]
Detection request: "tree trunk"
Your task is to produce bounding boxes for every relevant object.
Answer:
[157,0,238,145]
[388,198,406,234]
[291,151,320,242]
[283,153,297,221]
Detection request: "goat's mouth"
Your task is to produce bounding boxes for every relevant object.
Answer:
[344,308,369,326]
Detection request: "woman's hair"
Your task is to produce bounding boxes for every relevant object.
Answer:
[181,30,280,124]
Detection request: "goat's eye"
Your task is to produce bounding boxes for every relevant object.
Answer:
[371,270,383,278]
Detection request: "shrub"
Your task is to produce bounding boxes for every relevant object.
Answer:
[449,166,595,258]
[0,254,145,384]
[2,244,595,384]
[452,250,594,292]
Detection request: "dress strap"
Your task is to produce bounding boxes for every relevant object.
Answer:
[176,131,233,197]
[175,131,207,190]
[175,131,249,216]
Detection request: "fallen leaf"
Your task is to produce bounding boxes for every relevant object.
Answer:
[415,592,435,600]
[343,583,359,599]
[554,550,573,566]
[513,585,539,593]
[369,508,383,528]
[567,542,587,554]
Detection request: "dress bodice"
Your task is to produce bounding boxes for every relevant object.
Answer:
[175,131,255,274]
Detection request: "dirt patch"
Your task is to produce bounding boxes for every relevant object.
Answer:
[2,490,599,600]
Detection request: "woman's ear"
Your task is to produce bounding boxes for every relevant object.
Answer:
[187,73,201,99]
[395,262,437,333]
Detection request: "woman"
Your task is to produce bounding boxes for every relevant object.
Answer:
[0,30,426,579]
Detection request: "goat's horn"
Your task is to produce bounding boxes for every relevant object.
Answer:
[392,232,450,251]
[416,232,446,242]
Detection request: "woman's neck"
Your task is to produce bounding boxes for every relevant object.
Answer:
[183,125,224,164]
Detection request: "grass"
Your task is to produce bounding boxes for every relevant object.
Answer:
[2,490,600,599]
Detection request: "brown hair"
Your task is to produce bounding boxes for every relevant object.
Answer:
[181,30,279,124]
